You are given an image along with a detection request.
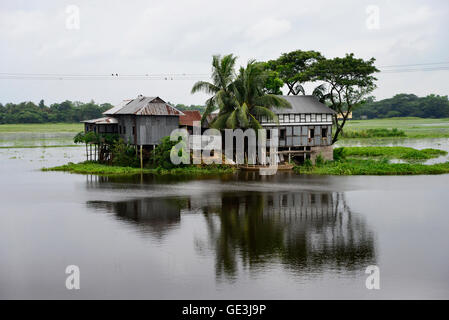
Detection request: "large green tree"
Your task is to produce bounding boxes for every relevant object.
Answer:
[268,50,323,95]
[312,53,379,143]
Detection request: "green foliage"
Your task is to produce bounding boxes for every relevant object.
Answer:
[151,136,186,169]
[111,139,139,167]
[341,128,406,138]
[303,158,313,168]
[352,93,449,119]
[315,154,325,166]
[333,147,347,161]
[294,159,449,175]
[267,50,324,95]
[336,146,447,160]
[192,55,291,130]
[43,161,235,176]
[312,53,379,143]
[172,103,206,114]
[0,100,110,124]
[73,131,118,145]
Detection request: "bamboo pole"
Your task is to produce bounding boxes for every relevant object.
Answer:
[140,145,143,170]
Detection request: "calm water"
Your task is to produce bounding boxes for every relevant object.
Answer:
[0,137,449,299]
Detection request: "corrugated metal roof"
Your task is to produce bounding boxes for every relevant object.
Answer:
[179,110,202,126]
[103,99,132,115]
[81,117,118,124]
[103,96,184,116]
[273,95,336,114]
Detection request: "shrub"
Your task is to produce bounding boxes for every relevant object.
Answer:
[333,147,347,161]
[315,154,325,166]
[151,136,187,169]
[111,139,139,167]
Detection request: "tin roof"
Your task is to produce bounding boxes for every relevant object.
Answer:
[179,110,202,126]
[103,96,184,116]
[273,95,336,114]
[81,117,118,124]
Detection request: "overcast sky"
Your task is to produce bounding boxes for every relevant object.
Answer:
[0,0,448,106]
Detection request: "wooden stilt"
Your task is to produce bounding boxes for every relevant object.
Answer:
[140,145,143,170]
[288,147,291,163]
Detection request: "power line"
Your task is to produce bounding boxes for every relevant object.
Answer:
[1,61,449,80]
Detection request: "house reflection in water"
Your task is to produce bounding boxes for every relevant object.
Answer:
[85,175,376,279]
[87,197,184,240]
[193,192,376,279]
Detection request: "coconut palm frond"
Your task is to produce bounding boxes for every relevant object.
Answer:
[191,81,220,95]
[237,103,249,128]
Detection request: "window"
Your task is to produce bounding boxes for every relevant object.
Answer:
[300,114,306,122]
[267,129,271,140]
[322,127,328,140]
[295,114,300,122]
[327,114,332,122]
[280,128,286,140]
[311,114,316,122]
[308,128,315,142]
[289,114,294,122]
[306,114,311,122]
[316,114,321,122]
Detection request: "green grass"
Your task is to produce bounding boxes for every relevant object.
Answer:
[341,128,406,138]
[42,161,235,176]
[342,117,449,139]
[340,146,447,160]
[294,159,449,175]
[0,123,83,133]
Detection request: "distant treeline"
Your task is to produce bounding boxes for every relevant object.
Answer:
[2,94,448,124]
[354,94,449,119]
[170,103,206,114]
[0,100,113,124]
[0,99,207,124]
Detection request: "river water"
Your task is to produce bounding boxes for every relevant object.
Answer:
[0,136,448,299]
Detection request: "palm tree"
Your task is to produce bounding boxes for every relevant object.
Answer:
[195,59,291,130]
[191,54,238,126]
[222,60,291,130]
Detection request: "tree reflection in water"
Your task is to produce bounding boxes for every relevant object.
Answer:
[194,192,376,279]
[86,175,376,280]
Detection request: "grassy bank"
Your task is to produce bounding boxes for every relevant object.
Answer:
[340,146,447,160]
[294,159,449,175]
[0,123,83,133]
[342,117,449,139]
[42,161,235,176]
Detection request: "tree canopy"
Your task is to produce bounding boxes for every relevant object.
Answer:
[311,53,379,143]
[192,55,291,130]
[353,94,449,119]
[0,100,112,124]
